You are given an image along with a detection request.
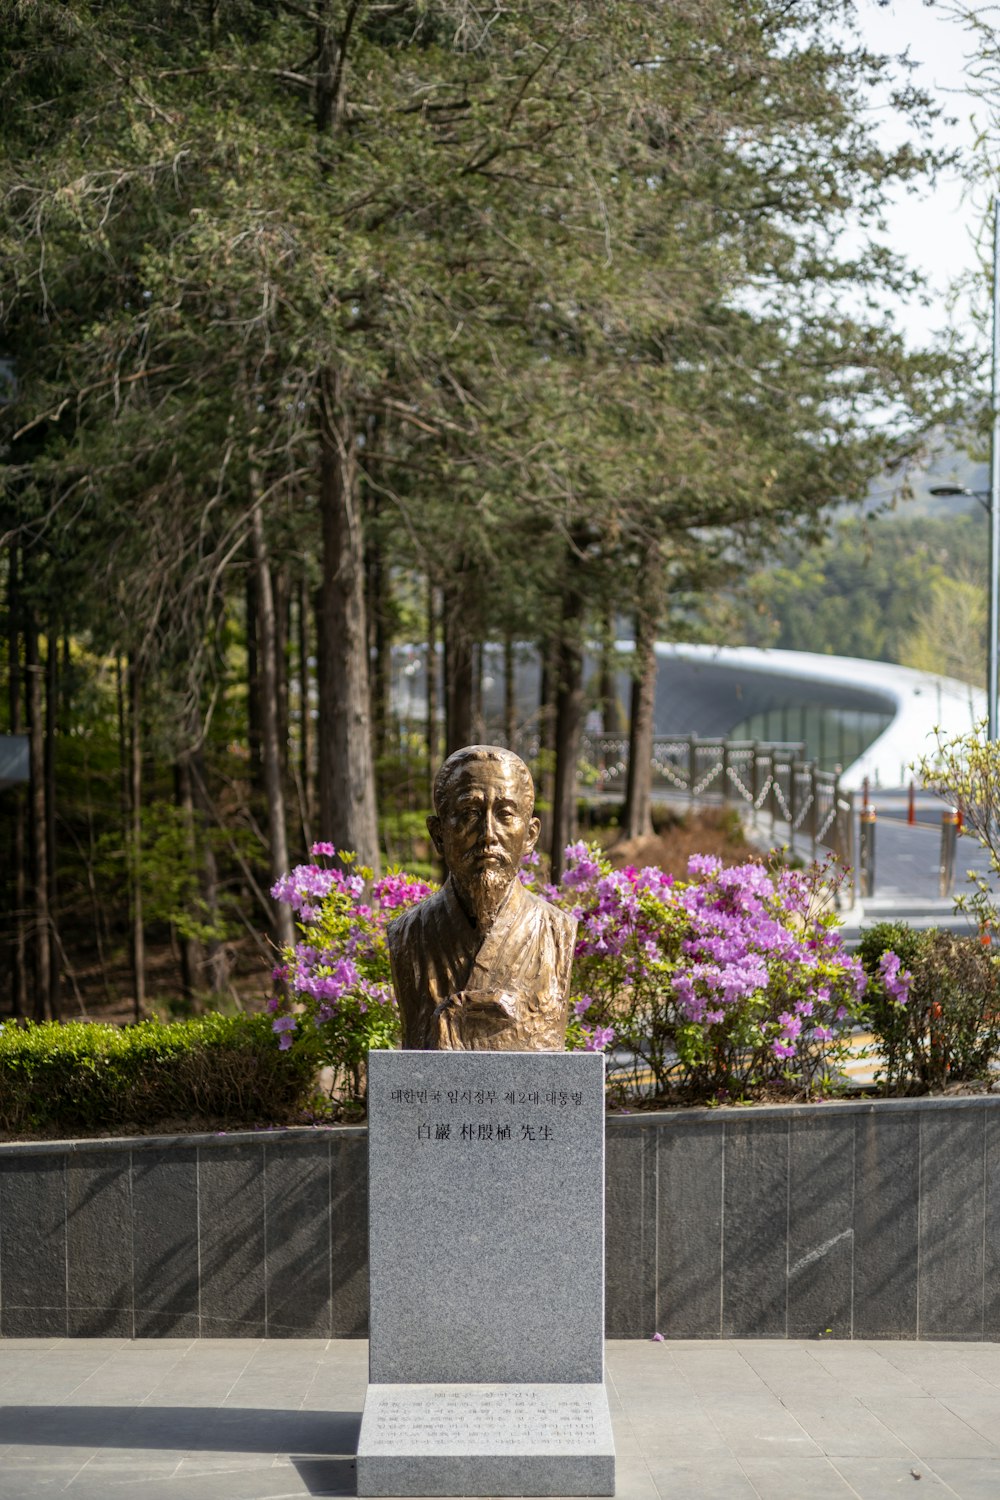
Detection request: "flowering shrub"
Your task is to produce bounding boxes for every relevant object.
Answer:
[269,845,434,1110]
[534,843,869,1102]
[271,841,888,1109]
[859,923,1000,1094]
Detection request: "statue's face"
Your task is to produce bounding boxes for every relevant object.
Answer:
[428,761,540,886]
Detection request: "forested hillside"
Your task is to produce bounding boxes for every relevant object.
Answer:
[0,0,968,1018]
[733,511,989,683]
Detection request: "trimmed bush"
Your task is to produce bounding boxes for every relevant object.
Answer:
[0,1014,316,1136]
[859,924,1000,1093]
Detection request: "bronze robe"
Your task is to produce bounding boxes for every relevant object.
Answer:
[386,876,577,1051]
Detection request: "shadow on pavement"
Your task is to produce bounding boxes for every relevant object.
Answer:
[292,1455,357,1496]
[0,1405,362,1455]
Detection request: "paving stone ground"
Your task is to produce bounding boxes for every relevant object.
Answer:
[1,1338,999,1499]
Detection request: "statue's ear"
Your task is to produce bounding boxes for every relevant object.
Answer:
[524,814,541,855]
[427,814,444,857]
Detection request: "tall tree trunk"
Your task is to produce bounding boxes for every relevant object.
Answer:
[443,580,474,754]
[272,562,290,777]
[8,548,27,1018]
[316,369,380,872]
[44,633,61,1019]
[536,634,558,858]
[189,742,230,994]
[472,641,485,741]
[549,572,585,884]
[297,573,314,851]
[599,610,623,734]
[245,568,262,791]
[128,657,146,1020]
[250,485,296,951]
[364,464,390,766]
[622,558,661,842]
[426,579,439,788]
[504,632,517,749]
[25,612,51,1019]
[174,751,205,1003]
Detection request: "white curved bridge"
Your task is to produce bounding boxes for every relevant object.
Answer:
[625,643,985,789]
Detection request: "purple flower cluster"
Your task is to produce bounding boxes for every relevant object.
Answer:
[268,849,434,1082]
[878,949,912,1006]
[269,836,882,1105]
[537,843,869,1096]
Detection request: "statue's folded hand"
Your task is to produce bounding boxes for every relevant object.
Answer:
[439,989,519,1020]
[430,989,522,1049]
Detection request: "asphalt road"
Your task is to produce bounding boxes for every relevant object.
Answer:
[861,789,995,908]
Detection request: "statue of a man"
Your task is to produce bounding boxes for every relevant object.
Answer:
[386,745,577,1050]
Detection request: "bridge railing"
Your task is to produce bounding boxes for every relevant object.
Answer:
[559,732,855,867]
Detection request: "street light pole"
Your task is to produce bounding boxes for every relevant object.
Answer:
[989,196,1000,739]
[929,197,1000,739]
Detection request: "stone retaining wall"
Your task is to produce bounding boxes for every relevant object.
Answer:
[1,1095,997,1340]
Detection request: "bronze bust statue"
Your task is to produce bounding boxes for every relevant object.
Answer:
[386,746,577,1050]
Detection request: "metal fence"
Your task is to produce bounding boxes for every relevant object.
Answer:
[566,732,855,867]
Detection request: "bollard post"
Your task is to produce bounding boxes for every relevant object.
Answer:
[907,780,916,826]
[859,806,876,898]
[939,809,959,898]
[750,742,761,825]
[862,775,870,812]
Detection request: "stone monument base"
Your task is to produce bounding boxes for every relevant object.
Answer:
[356,1382,615,1497]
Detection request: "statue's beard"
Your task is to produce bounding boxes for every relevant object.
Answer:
[453,864,514,932]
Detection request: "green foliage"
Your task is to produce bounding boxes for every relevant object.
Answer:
[0,1014,315,1136]
[857,921,926,1093]
[857,921,926,975]
[917,726,1000,929]
[0,0,974,1014]
[739,514,987,671]
[270,856,412,1112]
[861,927,1000,1093]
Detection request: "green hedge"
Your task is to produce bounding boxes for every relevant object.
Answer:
[0,1014,317,1136]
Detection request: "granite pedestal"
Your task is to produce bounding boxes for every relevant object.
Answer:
[356,1050,614,1496]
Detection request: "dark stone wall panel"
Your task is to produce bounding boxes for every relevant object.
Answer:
[67,1150,133,1337]
[605,1127,656,1338]
[264,1141,332,1337]
[0,1156,67,1337]
[132,1147,200,1338]
[2,1104,999,1342]
[198,1142,266,1335]
[657,1121,723,1338]
[919,1108,985,1339]
[853,1109,919,1338]
[787,1115,855,1340]
[722,1118,788,1337]
[985,1111,1000,1340]
[331,1133,369,1336]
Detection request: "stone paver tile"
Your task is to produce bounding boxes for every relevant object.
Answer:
[787,1399,915,1458]
[0,1339,66,1350]
[862,1395,998,1459]
[625,1408,729,1459]
[806,1344,929,1396]
[928,1457,1000,1499]
[938,1395,1000,1446]
[739,1455,860,1498]
[646,1454,759,1498]
[698,1394,820,1460]
[831,1456,955,1499]
[594,1455,659,1500]
[61,1467,312,1498]
[668,1350,769,1395]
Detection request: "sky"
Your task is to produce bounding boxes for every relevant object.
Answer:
[854,0,990,349]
